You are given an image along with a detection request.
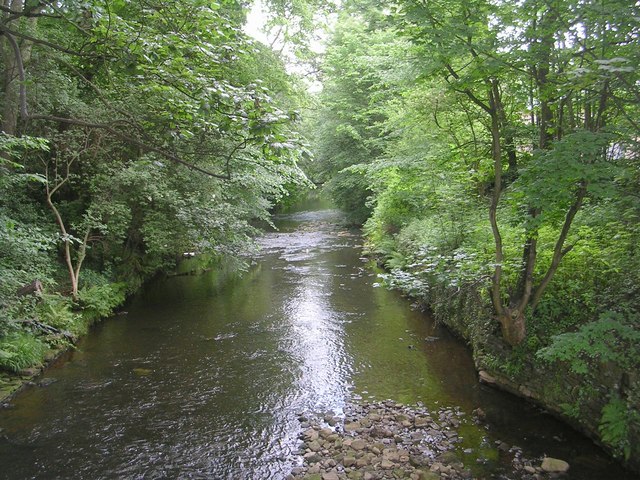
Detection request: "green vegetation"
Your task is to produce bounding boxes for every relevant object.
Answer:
[309,0,640,465]
[0,331,47,373]
[1,0,639,470]
[0,1,313,375]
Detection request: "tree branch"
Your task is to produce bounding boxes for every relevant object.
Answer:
[0,24,98,57]
[488,79,506,317]
[29,115,231,180]
[444,64,493,115]
[531,182,588,310]
[0,3,57,21]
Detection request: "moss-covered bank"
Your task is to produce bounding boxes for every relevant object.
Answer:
[0,282,128,403]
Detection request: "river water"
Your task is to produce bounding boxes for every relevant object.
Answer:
[0,196,634,479]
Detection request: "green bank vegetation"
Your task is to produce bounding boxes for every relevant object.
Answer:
[308,0,640,465]
[0,0,317,375]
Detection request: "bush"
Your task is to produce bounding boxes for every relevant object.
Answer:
[0,331,47,372]
[537,311,640,459]
[77,283,127,319]
[537,311,640,374]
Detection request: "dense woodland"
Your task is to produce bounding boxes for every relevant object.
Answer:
[0,0,317,365]
[309,0,640,466]
[1,0,639,471]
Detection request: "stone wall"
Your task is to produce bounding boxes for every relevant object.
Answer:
[432,296,640,474]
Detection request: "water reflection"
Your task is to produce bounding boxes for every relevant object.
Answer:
[279,245,353,415]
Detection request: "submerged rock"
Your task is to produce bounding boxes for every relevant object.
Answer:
[541,457,570,473]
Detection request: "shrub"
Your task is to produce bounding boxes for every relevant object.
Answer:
[537,311,640,459]
[77,283,127,319]
[0,331,47,372]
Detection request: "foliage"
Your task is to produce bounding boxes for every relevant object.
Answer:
[309,13,412,224]
[77,283,127,320]
[0,0,314,372]
[599,397,636,461]
[36,294,80,333]
[327,167,373,225]
[536,310,640,460]
[537,312,640,375]
[307,0,640,462]
[0,332,47,373]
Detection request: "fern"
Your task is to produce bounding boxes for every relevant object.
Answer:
[600,398,633,460]
[0,332,47,372]
[537,311,640,374]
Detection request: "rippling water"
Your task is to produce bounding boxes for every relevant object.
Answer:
[0,196,634,479]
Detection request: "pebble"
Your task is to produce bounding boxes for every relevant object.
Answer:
[290,400,569,480]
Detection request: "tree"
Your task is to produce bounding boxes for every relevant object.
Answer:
[394,0,639,345]
[310,12,411,223]
[0,0,311,297]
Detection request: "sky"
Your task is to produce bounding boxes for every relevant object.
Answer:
[243,0,327,92]
[244,0,271,45]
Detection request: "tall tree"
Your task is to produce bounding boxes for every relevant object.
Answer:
[0,0,310,297]
[394,0,639,345]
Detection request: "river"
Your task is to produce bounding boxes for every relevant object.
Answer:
[0,196,634,479]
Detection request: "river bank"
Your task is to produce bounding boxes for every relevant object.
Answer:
[290,400,572,480]
[376,267,640,475]
[0,282,133,405]
[0,348,65,404]
[0,254,225,404]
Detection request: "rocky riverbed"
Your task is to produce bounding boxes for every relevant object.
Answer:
[288,401,570,480]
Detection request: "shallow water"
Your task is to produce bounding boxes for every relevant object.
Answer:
[0,196,634,479]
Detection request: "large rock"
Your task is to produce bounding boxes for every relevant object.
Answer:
[417,472,440,480]
[303,428,319,441]
[541,457,570,473]
[304,451,322,464]
[308,440,322,452]
[478,370,497,385]
[322,471,339,480]
[351,439,367,451]
[380,459,396,469]
[320,428,334,439]
[414,416,430,427]
[345,422,360,432]
[343,456,357,467]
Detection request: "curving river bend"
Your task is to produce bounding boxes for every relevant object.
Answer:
[0,196,633,479]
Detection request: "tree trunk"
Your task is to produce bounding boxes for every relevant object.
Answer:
[498,308,527,347]
[486,79,529,346]
[1,0,21,134]
[0,0,38,134]
[46,193,80,300]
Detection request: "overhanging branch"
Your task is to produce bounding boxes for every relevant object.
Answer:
[29,115,231,180]
[0,24,98,57]
[1,19,231,180]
